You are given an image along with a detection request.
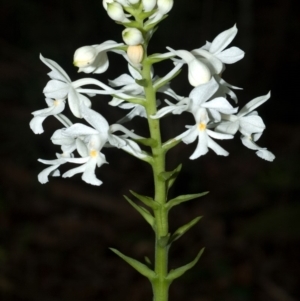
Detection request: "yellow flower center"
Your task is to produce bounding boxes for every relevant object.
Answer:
[89,150,98,158]
[53,100,59,106]
[199,122,206,131]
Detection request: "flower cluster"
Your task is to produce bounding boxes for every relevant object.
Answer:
[30,1,274,186]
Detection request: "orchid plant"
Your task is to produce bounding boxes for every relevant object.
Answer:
[30,1,275,300]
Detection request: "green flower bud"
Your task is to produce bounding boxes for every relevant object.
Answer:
[122,28,144,46]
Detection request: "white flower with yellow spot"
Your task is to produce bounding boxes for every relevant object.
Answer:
[176,108,233,159]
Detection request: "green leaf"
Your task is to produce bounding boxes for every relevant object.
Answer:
[144,256,152,266]
[139,9,157,21]
[166,192,209,210]
[135,79,148,87]
[124,195,155,227]
[130,190,159,209]
[118,20,140,29]
[166,164,182,191]
[158,164,182,188]
[110,248,156,279]
[134,138,157,147]
[166,248,205,281]
[158,234,170,247]
[153,69,182,91]
[144,14,168,31]
[147,53,174,64]
[169,217,202,244]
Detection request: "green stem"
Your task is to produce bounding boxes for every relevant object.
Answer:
[142,54,170,301]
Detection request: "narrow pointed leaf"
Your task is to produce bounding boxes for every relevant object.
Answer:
[166,248,205,281]
[135,138,157,147]
[110,248,156,279]
[166,164,182,191]
[130,190,159,209]
[158,234,170,248]
[169,216,202,244]
[144,15,168,31]
[166,192,209,210]
[153,68,182,91]
[144,256,152,266]
[158,164,182,189]
[147,52,175,64]
[124,195,155,227]
[135,79,148,87]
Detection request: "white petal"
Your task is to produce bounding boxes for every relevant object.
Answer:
[189,77,219,106]
[82,158,103,186]
[239,115,265,135]
[204,96,234,110]
[38,164,61,184]
[207,136,229,156]
[238,92,271,117]
[80,105,110,136]
[180,127,198,144]
[207,129,233,140]
[256,149,275,162]
[67,88,82,118]
[120,139,147,159]
[63,123,99,137]
[215,46,245,64]
[43,80,69,99]
[189,131,208,159]
[63,164,87,178]
[40,54,71,82]
[241,135,259,150]
[209,24,238,54]
[30,116,47,134]
[128,64,142,79]
[192,48,223,74]
[109,74,135,87]
[215,120,239,135]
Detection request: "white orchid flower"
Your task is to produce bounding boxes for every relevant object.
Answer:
[152,77,237,121]
[73,41,124,74]
[176,108,233,159]
[109,63,183,122]
[40,54,123,118]
[80,105,148,159]
[166,47,211,87]
[241,133,275,162]
[30,98,66,134]
[215,92,270,136]
[61,132,108,186]
[192,24,245,75]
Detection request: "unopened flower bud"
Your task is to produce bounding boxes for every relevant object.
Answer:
[102,0,113,10]
[142,0,156,11]
[167,48,211,87]
[157,0,173,14]
[73,46,97,67]
[127,45,144,65]
[122,28,144,46]
[107,2,129,22]
[187,59,211,87]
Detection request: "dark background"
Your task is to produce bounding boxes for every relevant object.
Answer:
[1,0,300,300]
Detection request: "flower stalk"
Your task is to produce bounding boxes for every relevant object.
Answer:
[30,1,275,300]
